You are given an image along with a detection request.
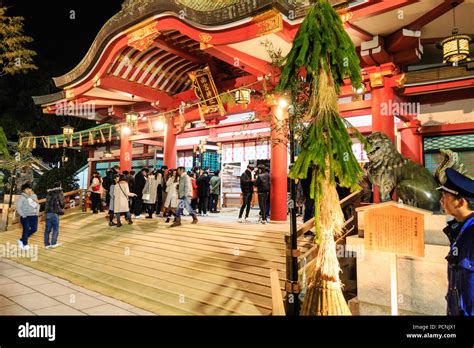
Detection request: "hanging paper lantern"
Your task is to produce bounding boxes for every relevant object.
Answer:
[439,4,472,66]
[234,87,251,107]
[62,125,74,135]
[441,31,471,65]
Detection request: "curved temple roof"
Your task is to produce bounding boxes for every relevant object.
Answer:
[52,0,350,88]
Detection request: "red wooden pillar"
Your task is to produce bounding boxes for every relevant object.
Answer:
[399,120,423,164]
[164,117,177,168]
[370,75,396,203]
[371,79,396,142]
[120,131,132,171]
[270,105,288,222]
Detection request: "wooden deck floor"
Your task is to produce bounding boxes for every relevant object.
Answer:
[0,210,311,315]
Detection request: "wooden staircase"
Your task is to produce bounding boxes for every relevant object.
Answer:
[0,211,311,315]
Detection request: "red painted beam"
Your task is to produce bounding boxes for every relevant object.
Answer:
[203,45,272,77]
[107,105,126,118]
[386,29,420,52]
[178,120,268,139]
[338,100,372,112]
[403,78,474,95]
[393,48,422,66]
[97,76,175,106]
[152,38,208,65]
[130,132,164,141]
[340,108,372,118]
[421,121,474,136]
[344,22,373,41]
[415,87,474,104]
[275,20,299,43]
[133,140,164,146]
[155,17,266,46]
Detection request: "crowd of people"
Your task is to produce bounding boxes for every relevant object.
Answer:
[238,164,270,224]
[89,165,223,228]
[13,162,271,251]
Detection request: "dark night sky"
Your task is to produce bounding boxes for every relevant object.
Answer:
[7,0,123,80]
[0,0,124,159]
[0,1,123,137]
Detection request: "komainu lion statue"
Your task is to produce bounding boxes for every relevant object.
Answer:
[435,149,469,185]
[365,132,441,211]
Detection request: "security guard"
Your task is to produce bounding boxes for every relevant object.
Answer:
[437,168,474,316]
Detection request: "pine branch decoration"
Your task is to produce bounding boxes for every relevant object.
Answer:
[275,0,366,316]
[277,0,361,93]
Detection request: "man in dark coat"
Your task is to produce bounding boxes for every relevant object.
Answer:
[155,165,167,216]
[437,168,474,316]
[103,165,120,206]
[254,165,270,224]
[300,167,314,223]
[133,168,149,218]
[196,171,210,216]
[238,164,255,222]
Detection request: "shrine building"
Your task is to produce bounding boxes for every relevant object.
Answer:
[33,0,474,221]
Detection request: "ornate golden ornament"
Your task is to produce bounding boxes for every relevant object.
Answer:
[369,70,392,88]
[65,89,75,100]
[253,9,282,37]
[188,65,225,120]
[127,22,161,52]
[199,33,213,43]
[199,33,213,50]
[339,10,353,23]
[396,73,407,88]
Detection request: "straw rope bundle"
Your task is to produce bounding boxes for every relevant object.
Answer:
[277,0,367,315]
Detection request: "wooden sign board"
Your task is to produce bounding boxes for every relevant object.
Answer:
[361,202,429,257]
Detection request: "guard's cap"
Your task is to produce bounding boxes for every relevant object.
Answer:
[437,168,474,199]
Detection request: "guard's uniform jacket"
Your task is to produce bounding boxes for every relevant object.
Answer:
[443,215,474,316]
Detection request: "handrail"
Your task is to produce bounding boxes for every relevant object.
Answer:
[270,269,286,316]
[298,217,356,275]
[296,190,362,238]
[1,189,86,229]
[37,189,83,205]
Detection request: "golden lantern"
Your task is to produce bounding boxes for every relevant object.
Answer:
[441,31,471,66]
[62,125,74,135]
[439,3,472,66]
[125,110,139,124]
[234,87,251,107]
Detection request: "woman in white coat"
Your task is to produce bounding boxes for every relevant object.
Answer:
[113,174,137,227]
[163,169,179,223]
[108,175,118,227]
[143,171,159,219]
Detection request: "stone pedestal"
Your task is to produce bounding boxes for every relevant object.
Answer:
[347,211,450,315]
